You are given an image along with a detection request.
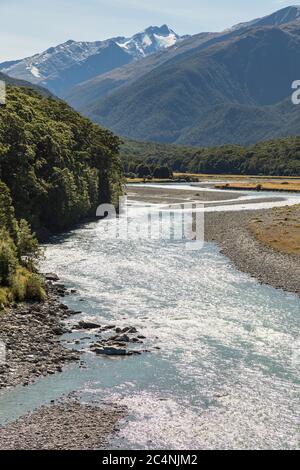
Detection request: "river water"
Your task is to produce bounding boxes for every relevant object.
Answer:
[0,185,299,449]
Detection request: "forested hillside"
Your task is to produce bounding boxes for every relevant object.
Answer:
[121,137,300,176]
[0,85,123,235]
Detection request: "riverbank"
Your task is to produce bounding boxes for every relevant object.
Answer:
[0,280,81,389]
[0,277,129,449]
[0,399,126,450]
[205,209,300,296]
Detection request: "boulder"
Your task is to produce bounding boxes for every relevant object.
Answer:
[77,321,101,330]
[94,347,131,356]
[121,327,138,334]
[45,273,60,282]
[108,334,130,343]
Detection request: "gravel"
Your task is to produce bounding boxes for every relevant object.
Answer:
[0,400,126,450]
[205,209,300,296]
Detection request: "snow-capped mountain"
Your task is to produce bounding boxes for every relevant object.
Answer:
[115,25,182,58]
[0,25,184,95]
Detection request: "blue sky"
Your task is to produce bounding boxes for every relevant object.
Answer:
[0,0,295,61]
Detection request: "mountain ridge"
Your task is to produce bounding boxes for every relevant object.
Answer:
[0,25,184,95]
[73,8,300,147]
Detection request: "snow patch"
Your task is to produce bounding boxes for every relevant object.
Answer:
[27,65,41,78]
[142,34,153,47]
[153,33,177,48]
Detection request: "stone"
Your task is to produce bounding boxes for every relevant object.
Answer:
[94,347,131,356]
[77,321,101,330]
[45,273,60,282]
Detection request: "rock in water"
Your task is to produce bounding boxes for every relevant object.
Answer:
[94,347,132,356]
[77,321,101,330]
[45,273,60,282]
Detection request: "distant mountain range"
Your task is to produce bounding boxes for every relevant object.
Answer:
[0,25,184,95]
[2,6,300,147]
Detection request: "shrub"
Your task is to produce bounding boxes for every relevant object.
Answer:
[25,273,46,302]
[0,287,13,310]
[0,236,18,286]
[17,219,41,268]
[10,267,28,302]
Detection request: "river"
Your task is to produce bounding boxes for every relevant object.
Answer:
[0,184,299,450]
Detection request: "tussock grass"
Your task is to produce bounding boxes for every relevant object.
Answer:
[250,205,300,255]
[215,181,300,192]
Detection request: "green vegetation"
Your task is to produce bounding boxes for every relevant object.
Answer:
[121,137,300,177]
[0,181,45,308]
[0,86,123,234]
[0,83,123,308]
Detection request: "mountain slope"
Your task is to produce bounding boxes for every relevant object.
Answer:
[0,71,52,97]
[230,5,300,31]
[63,6,300,111]
[83,18,300,146]
[0,26,184,96]
[63,32,216,109]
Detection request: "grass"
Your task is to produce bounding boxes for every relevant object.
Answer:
[215,181,300,192]
[127,175,300,191]
[126,178,177,183]
[0,267,46,310]
[250,205,300,255]
[0,287,13,309]
[174,173,300,181]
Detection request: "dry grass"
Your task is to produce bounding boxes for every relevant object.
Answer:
[174,173,300,181]
[215,181,300,192]
[126,178,174,183]
[250,205,300,255]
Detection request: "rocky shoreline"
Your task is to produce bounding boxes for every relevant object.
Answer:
[205,209,300,297]
[0,275,132,450]
[0,278,82,390]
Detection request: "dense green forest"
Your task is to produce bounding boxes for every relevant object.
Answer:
[0,85,123,235]
[121,138,300,177]
[0,83,123,307]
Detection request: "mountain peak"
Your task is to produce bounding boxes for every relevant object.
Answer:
[144,24,173,35]
[116,25,182,58]
[0,25,184,92]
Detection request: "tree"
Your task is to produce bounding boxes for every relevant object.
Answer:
[136,164,151,178]
[153,166,173,179]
